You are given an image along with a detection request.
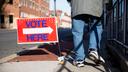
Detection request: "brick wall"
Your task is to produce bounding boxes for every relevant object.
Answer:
[0,0,49,29]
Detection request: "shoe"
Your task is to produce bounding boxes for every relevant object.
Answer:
[73,60,84,67]
[89,50,105,63]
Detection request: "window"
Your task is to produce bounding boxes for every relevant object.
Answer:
[9,15,13,23]
[0,15,4,23]
[6,0,13,4]
[45,0,50,3]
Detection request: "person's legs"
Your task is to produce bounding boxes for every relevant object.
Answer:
[89,21,103,50]
[88,21,105,63]
[72,19,86,61]
[72,18,88,67]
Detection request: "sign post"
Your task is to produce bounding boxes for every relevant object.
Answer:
[17,17,58,44]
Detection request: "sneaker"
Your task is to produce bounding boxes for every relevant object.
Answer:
[89,50,105,63]
[73,60,84,67]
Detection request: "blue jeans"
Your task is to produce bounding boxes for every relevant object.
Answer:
[72,18,103,61]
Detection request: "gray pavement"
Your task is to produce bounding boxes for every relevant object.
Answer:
[0,29,37,58]
[0,58,106,72]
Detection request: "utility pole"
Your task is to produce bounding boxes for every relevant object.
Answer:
[54,0,56,16]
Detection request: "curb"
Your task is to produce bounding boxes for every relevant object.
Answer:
[0,46,39,64]
[0,54,18,64]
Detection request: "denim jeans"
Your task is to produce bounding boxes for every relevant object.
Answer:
[72,18,103,61]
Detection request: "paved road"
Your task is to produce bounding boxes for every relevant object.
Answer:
[0,29,37,58]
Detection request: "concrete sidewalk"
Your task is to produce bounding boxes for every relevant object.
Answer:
[0,39,107,72]
[0,58,106,72]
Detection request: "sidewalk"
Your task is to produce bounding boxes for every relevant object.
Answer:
[0,41,107,72]
[0,59,105,72]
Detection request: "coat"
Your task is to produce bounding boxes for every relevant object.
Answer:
[71,0,104,17]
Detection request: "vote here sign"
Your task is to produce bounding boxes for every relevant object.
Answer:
[17,17,58,44]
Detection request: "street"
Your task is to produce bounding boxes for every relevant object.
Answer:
[0,29,37,58]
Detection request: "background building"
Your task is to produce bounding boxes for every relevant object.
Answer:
[49,10,71,28]
[60,12,71,28]
[0,0,50,29]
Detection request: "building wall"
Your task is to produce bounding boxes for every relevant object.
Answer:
[60,13,71,28]
[19,0,49,18]
[0,0,19,29]
[0,0,49,29]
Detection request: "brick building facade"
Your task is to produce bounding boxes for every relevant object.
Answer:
[0,0,50,29]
